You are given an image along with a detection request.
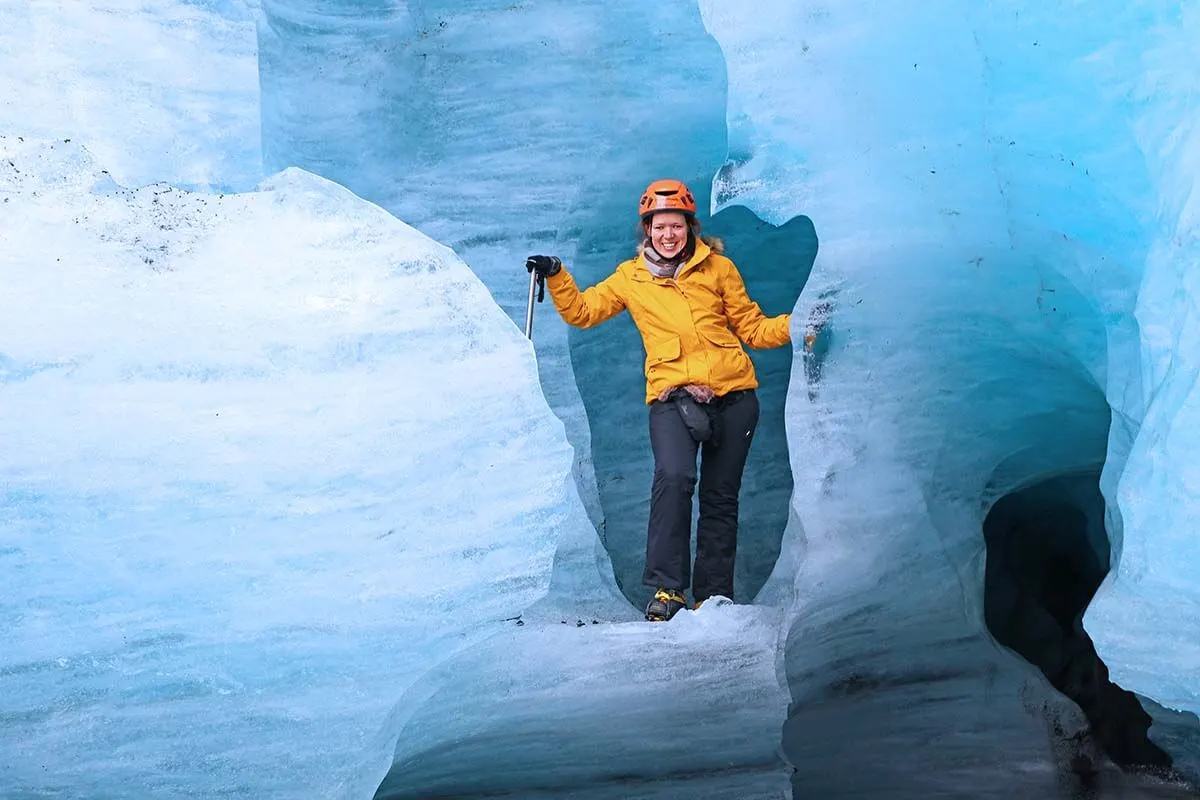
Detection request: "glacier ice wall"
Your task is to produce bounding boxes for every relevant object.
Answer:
[1087,4,1200,715]
[0,0,262,190]
[0,136,590,799]
[257,0,808,606]
[700,0,1200,792]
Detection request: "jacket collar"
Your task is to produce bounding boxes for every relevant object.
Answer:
[633,238,712,282]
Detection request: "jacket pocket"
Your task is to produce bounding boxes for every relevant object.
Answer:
[700,327,753,389]
[646,335,682,369]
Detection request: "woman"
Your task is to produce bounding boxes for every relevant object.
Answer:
[526,179,793,621]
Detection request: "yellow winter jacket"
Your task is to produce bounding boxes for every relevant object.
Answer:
[545,238,792,404]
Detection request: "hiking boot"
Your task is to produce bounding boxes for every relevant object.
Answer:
[645,588,688,622]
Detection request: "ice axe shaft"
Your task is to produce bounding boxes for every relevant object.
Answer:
[524,269,545,340]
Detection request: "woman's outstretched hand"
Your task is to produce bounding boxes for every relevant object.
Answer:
[525,255,562,278]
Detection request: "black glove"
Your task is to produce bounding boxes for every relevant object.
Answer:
[525,255,562,278]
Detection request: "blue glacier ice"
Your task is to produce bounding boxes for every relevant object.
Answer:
[0,135,599,798]
[3,0,1200,798]
[699,0,1200,793]
[0,0,262,190]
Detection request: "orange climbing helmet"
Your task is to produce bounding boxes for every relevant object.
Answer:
[638,179,697,219]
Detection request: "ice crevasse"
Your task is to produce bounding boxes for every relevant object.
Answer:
[2,0,1200,798]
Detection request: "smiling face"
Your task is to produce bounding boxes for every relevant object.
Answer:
[647,212,690,259]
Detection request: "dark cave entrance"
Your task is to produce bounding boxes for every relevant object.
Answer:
[982,472,1173,773]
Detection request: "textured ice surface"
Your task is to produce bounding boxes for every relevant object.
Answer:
[375,600,790,800]
[1085,5,1200,715]
[699,0,1200,789]
[0,0,261,190]
[0,136,588,798]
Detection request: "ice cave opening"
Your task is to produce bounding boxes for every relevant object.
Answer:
[983,470,1172,774]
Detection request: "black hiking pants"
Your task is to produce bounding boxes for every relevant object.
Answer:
[642,389,760,602]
